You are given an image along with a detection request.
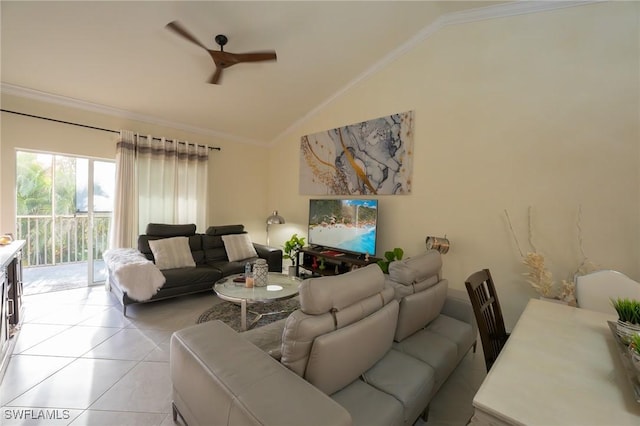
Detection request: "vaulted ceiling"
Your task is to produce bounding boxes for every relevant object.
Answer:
[1,1,505,144]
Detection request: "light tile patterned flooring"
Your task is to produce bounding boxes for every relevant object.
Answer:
[0,286,486,426]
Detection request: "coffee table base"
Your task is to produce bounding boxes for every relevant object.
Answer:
[244,305,297,331]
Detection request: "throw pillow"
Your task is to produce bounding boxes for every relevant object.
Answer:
[222,233,258,262]
[148,236,196,270]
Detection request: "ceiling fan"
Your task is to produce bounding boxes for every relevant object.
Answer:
[166,21,277,85]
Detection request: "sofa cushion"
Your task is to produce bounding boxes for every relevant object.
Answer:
[425,314,476,357]
[394,279,448,341]
[205,224,245,236]
[389,250,442,289]
[202,235,228,263]
[299,264,386,315]
[222,233,258,262]
[362,348,434,424]
[281,265,398,392]
[138,234,202,262]
[148,236,196,270]
[161,266,221,289]
[304,300,399,395]
[393,328,458,388]
[330,379,404,426]
[207,260,248,277]
[146,223,196,237]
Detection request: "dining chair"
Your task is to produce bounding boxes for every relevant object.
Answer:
[465,268,509,372]
[576,269,640,315]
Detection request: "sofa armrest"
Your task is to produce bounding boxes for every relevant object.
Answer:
[253,243,283,272]
[442,288,478,335]
[171,320,351,426]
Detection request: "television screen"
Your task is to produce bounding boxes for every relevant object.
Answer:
[308,199,378,256]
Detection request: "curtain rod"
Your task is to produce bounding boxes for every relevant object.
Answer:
[0,109,222,151]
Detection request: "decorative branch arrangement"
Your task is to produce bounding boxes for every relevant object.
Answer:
[504,206,598,305]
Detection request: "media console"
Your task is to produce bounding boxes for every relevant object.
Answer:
[296,247,380,278]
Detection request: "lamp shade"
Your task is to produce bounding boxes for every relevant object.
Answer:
[266,211,285,225]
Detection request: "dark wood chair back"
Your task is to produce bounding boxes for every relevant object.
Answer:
[465,268,509,372]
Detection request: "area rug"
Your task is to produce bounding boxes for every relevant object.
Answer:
[196,297,299,332]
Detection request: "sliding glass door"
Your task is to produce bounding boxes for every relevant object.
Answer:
[91,160,115,283]
[16,151,115,293]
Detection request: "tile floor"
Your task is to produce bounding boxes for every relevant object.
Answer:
[0,286,486,426]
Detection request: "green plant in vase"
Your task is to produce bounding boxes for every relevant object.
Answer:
[377,247,404,274]
[611,298,640,344]
[283,234,306,276]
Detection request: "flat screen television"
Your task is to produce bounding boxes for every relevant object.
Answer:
[308,199,378,256]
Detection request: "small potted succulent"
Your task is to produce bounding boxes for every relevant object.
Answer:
[611,298,640,344]
[283,234,306,277]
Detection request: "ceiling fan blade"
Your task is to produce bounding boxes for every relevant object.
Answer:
[166,21,209,51]
[209,67,223,85]
[232,51,277,63]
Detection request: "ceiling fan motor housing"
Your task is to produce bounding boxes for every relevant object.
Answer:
[214,34,228,50]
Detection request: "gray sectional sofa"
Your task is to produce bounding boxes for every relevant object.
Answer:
[169,250,478,426]
[108,223,282,315]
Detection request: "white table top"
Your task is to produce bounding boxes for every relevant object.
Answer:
[214,272,300,303]
[472,298,640,425]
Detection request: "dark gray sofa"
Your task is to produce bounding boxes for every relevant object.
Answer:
[108,223,282,315]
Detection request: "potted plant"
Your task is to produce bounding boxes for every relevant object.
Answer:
[611,298,640,344]
[377,247,404,274]
[283,234,306,277]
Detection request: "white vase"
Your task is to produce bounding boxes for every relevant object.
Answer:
[288,265,296,278]
[616,320,640,344]
[253,259,268,287]
[629,347,640,375]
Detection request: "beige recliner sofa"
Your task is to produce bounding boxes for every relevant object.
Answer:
[170,250,477,426]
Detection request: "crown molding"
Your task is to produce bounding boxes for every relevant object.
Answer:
[270,0,601,145]
[0,83,265,146]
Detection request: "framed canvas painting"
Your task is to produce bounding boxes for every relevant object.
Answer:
[299,110,414,195]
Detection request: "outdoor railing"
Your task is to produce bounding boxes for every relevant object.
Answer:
[16,213,111,267]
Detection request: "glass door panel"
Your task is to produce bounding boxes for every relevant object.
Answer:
[16,151,115,293]
[92,161,115,284]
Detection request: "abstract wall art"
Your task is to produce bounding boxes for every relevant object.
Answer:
[299,110,414,195]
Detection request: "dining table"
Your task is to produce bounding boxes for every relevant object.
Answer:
[470,298,640,425]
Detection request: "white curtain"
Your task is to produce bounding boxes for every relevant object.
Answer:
[110,130,138,248]
[109,131,209,249]
[137,135,208,233]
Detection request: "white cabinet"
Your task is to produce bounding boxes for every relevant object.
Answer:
[0,240,25,382]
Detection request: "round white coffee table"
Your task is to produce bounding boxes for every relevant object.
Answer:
[213,272,301,331]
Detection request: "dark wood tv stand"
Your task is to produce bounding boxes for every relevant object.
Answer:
[296,247,381,278]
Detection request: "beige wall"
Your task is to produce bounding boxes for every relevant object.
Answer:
[0,94,270,240]
[1,2,638,327]
[268,2,640,327]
